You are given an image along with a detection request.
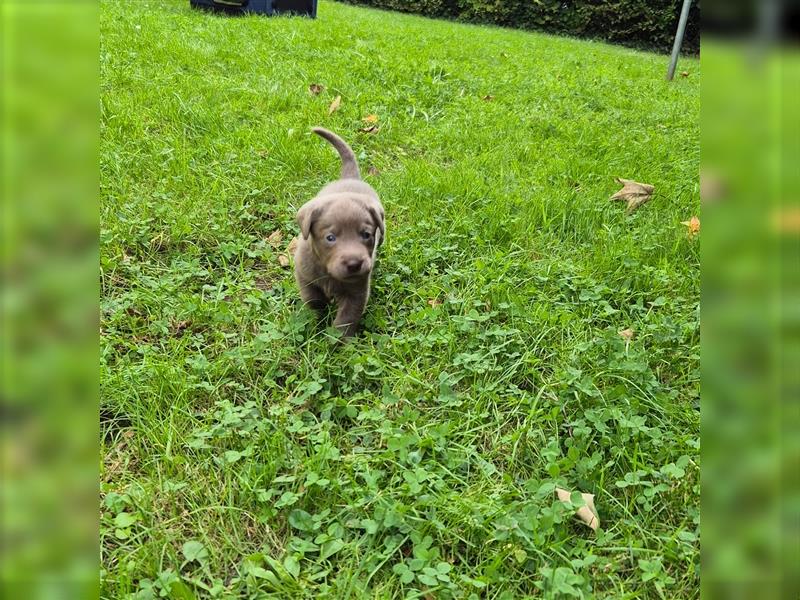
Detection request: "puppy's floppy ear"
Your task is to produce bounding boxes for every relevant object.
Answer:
[367,206,385,243]
[297,201,324,240]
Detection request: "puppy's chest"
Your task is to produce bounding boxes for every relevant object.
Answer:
[319,276,369,301]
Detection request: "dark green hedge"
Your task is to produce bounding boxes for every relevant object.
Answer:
[335,0,699,54]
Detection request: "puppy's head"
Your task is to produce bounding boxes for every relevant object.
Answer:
[297,195,383,281]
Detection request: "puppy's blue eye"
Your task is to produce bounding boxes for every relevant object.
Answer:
[325,234,336,243]
[360,231,372,240]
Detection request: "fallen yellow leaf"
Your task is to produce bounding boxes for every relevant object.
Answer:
[363,114,378,123]
[556,487,599,532]
[328,95,341,114]
[772,208,800,233]
[681,216,700,236]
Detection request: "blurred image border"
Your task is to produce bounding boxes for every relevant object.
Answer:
[1,1,100,598]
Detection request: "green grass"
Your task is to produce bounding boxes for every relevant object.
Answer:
[100,1,700,598]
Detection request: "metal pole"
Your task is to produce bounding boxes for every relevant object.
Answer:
[667,0,693,81]
[756,0,779,55]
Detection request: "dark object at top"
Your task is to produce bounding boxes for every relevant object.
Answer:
[190,0,317,18]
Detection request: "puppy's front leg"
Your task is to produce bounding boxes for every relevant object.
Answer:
[333,292,367,338]
[300,284,329,314]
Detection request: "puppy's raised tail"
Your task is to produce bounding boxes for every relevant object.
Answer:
[312,127,360,180]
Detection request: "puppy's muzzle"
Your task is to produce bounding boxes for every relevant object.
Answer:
[345,258,364,274]
[335,256,370,279]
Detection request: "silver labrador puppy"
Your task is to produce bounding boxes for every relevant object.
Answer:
[294,128,385,337]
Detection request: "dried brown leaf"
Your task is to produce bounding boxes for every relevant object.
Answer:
[287,236,299,255]
[556,487,599,532]
[367,166,380,177]
[700,170,726,203]
[482,95,494,101]
[328,95,341,114]
[359,125,379,134]
[278,254,290,268]
[309,83,324,95]
[267,230,284,246]
[618,328,634,341]
[254,276,272,291]
[427,299,443,308]
[610,178,655,212]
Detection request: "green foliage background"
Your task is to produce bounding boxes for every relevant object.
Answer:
[335,0,700,53]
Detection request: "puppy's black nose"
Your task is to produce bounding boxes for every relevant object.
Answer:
[345,259,363,274]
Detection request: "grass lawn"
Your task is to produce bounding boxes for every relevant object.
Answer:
[100,1,700,597]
